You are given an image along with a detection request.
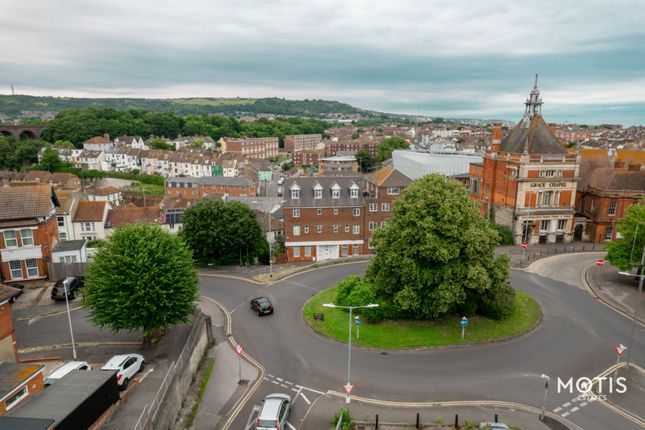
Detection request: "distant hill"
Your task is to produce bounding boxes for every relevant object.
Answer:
[0,95,365,118]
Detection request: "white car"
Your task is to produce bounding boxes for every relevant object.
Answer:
[277,177,285,185]
[101,354,145,390]
[45,361,92,386]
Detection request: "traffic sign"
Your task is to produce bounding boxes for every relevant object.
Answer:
[615,344,627,355]
[521,242,527,249]
[460,316,469,327]
[596,259,605,266]
[235,344,244,355]
[355,316,361,326]
[343,383,354,394]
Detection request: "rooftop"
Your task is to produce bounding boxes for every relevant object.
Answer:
[106,206,159,228]
[500,115,566,155]
[0,362,44,400]
[52,240,86,253]
[0,185,58,221]
[72,201,106,222]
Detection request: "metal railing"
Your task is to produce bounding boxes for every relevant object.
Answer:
[133,312,206,430]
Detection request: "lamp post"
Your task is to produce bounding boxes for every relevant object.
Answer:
[540,374,550,421]
[323,302,379,404]
[64,283,77,359]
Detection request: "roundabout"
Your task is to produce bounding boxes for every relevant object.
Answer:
[199,254,644,430]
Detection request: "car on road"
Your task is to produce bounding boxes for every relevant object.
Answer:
[255,393,291,430]
[277,177,285,185]
[250,297,274,316]
[479,423,510,430]
[51,277,83,301]
[101,353,145,390]
[45,361,92,386]
[277,187,283,196]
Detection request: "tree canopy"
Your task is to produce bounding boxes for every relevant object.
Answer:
[375,136,410,163]
[83,223,198,345]
[355,149,373,172]
[365,174,514,320]
[0,135,47,170]
[180,198,268,265]
[606,198,645,270]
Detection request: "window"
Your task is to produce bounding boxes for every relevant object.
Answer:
[557,220,566,231]
[316,224,322,233]
[293,247,300,257]
[345,224,350,233]
[317,208,322,216]
[83,222,95,232]
[332,189,340,199]
[5,386,28,411]
[304,246,312,257]
[369,203,377,212]
[314,189,322,199]
[605,226,614,241]
[292,209,300,218]
[304,225,309,234]
[59,232,67,241]
[350,188,359,198]
[20,229,33,246]
[369,221,376,231]
[353,208,361,216]
[57,216,65,227]
[3,230,17,247]
[341,244,349,256]
[353,225,360,235]
[352,245,359,255]
[26,259,38,277]
[387,187,400,195]
[293,225,301,236]
[333,208,339,215]
[469,179,480,195]
[9,261,22,279]
[381,203,390,212]
[540,220,549,232]
[608,201,617,216]
[333,224,339,233]
[291,189,300,199]
[166,209,184,224]
[540,170,560,178]
[62,255,77,263]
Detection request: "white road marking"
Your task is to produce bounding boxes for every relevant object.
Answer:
[563,402,571,408]
[268,374,275,378]
[281,384,289,388]
[561,412,570,418]
[300,391,312,405]
[570,406,580,413]
[138,368,154,383]
[276,377,284,382]
[286,422,296,430]
[230,308,236,314]
[553,407,562,413]
[271,380,279,385]
[284,380,293,385]
[290,387,299,393]
[580,401,588,407]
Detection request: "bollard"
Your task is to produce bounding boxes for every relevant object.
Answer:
[375,414,379,429]
[455,414,459,429]
[416,412,420,429]
[495,413,498,423]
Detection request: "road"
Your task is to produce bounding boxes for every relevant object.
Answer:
[199,255,645,430]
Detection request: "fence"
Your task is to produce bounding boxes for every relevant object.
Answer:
[47,262,87,280]
[505,243,605,268]
[133,312,211,430]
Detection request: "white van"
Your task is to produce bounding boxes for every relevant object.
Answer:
[45,361,92,386]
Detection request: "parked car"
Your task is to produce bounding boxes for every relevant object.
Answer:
[101,354,145,390]
[255,393,291,430]
[45,361,92,386]
[250,297,274,316]
[8,284,24,303]
[277,187,283,196]
[51,277,83,301]
[277,177,285,185]
[479,423,510,430]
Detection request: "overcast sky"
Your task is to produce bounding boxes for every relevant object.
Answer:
[2,0,645,125]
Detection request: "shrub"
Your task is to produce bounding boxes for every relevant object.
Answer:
[330,408,352,430]
[489,222,514,246]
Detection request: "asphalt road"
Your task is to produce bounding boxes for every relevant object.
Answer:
[199,257,645,430]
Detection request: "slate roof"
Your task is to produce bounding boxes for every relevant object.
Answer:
[52,240,86,253]
[501,115,566,154]
[106,206,159,228]
[72,201,106,222]
[283,176,364,208]
[50,172,80,186]
[23,170,51,183]
[367,166,412,188]
[0,185,57,221]
[585,169,645,193]
[165,176,254,187]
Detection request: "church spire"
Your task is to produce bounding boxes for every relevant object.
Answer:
[522,74,543,127]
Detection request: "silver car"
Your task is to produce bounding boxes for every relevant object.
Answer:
[255,393,291,430]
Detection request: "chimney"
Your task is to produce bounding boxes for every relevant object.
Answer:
[491,123,502,152]
[628,163,641,171]
[614,160,625,169]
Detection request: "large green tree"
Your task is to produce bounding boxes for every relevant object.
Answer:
[365,174,514,320]
[39,147,65,172]
[83,223,198,345]
[180,198,268,265]
[375,136,409,163]
[606,199,645,270]
[0,136,47,170]
[355,149,373,173]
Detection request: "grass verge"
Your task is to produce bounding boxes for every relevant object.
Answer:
[185,357,215,428]
[303,287,541,349]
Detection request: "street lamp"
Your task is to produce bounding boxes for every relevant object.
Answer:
[540,374,550,421]
[323,302,379,404]
[64,282,77,359]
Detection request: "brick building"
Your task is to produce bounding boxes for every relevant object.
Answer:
[284,134,322,153]
[318,155,358,175]
[164,176,257,200]
[0,363,45,415]
[329,140,379,157]
[469,78,580,245]
[363,167,412,250]
[293,150,324,166]
[220,137,279,159]
[0,285,22,362]
[0,185,60,282]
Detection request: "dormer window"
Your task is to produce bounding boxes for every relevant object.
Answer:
[291,189,300,199]
[313,183,323,199]
[331,183,341,199]
[350,183,360,198]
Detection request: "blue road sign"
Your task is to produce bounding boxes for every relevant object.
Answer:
[355,316,361,326]
[460,316,468,327]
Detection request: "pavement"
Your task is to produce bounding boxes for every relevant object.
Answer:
[8,242,641,430]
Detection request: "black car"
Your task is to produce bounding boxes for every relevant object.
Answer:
[51,277,83,301]
[8,284,24,303]
[250,297,274,316]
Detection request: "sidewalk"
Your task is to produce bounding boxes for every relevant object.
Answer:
[585,262,644,323]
